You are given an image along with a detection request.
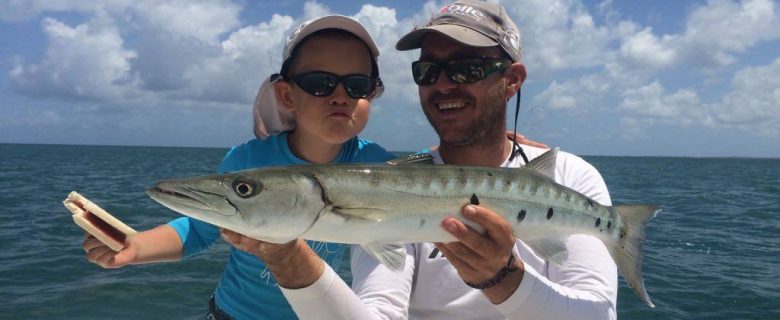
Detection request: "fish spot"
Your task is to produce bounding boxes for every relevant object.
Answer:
[607,221,612,229]
[587,199,594,207]
[595,218,601,228]
[620,229,626,239]
[517,209,526,222]
[546,208,554,220]
[470,193,480,205]
[419,219,426,227]
[487,172,493,177]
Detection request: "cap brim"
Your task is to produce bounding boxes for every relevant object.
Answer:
[292,15,380,58]
[396,24,497,51]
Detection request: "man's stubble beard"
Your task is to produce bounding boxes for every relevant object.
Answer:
[424,83,507,148]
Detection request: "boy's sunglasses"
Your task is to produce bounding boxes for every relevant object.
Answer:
[411,58,512,86]
[286,71,378,99]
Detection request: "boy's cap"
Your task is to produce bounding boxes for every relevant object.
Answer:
[396,0,521,62]
[253,15,382,139]
[284,15,380,61]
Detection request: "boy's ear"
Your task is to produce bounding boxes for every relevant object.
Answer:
[274,81,295,112]
[504,63,527,99]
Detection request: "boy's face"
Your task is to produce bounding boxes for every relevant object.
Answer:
[281,35,373,146]
[417,34,510,147]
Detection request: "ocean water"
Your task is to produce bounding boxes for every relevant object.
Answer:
[1,143,778,319]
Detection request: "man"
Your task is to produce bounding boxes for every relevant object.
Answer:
[224,1,618,319]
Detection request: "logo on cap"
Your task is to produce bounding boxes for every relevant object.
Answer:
[503,28,520,55]
[439,4,484,22]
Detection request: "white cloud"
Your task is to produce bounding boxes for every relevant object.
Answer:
[715,57,780,134]
[4,0,780,152]
[679,0,780,67]
[619,81,702,123]
[10,17,139,101]
[182,14,295,104]
[353,4,420,105]
[618,28,677,69]
[131,0,241,44]
[0,0,129,22]
[502,0,616,73]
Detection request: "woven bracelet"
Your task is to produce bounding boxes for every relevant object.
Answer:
[463,254,519,290]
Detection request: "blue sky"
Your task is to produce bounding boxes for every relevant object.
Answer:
[1,0,778,157]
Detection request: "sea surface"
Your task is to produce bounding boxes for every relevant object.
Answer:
[1,143,778,319]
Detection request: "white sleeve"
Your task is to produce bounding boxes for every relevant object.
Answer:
[497,236,618,320]
[280,244,415,320]
[495,152,618,319]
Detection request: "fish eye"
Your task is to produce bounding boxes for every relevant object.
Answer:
[232,180,257,198]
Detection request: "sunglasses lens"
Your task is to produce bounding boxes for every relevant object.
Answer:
[412,61,440,85]
[412,59,509,86]
[343,76,374,98]
[296,73,337,97]
[448,60,487,84]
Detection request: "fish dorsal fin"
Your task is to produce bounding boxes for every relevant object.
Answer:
[524,236,568,266]
[362,242,407,271]
[386,152,434,166]
[524,147,558,180]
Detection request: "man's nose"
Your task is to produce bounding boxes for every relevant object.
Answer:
[431,69,458,91]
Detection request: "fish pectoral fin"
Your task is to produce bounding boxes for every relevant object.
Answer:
[331,207,387,222]
[362,242,407,271]
[386,152,434,165]
[524,236,569,266]
[523,147,558,180]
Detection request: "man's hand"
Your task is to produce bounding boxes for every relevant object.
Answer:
[507,131,548,149]
[220,229,324,289]
[84,234,138,268]
[435,205,525,304]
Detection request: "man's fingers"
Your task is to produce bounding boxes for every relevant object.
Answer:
[441,217,493,258]
[434,243,478,274]
[438,240,485,267]
[461,205,515,246]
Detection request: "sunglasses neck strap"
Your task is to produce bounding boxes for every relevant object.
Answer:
[508,86,529,164]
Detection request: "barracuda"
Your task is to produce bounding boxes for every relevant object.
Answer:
[147,149,659,307]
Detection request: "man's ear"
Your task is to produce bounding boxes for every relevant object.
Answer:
[274,81,295,112]
[504,63,527,99]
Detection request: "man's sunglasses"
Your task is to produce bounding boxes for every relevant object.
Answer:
[286,71,378,99]
[411,58,512,86]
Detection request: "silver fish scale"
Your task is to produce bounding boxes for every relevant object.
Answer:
[304,164,620,244]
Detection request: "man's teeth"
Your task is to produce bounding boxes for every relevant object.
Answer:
[438,102,466,110]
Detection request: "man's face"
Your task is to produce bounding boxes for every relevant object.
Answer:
[418,33,509,147]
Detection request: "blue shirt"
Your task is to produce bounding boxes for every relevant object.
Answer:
[168,132,394,319]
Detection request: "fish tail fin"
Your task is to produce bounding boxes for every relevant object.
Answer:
[611,204,660,308]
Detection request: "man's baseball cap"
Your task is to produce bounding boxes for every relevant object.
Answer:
[396,0,521,62]
[253,15,383,139]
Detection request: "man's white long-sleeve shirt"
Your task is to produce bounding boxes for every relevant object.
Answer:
[281,145,618,319]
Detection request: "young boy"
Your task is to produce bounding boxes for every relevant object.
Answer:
[82,15,394,319]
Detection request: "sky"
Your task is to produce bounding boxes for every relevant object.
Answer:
[1,0,779,157]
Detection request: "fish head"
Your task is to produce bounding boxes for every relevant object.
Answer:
[147,167,325,243]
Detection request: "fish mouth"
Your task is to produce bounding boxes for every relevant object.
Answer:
[147,182,238,217]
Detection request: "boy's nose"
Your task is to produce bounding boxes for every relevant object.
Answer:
[328,84,350,106]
